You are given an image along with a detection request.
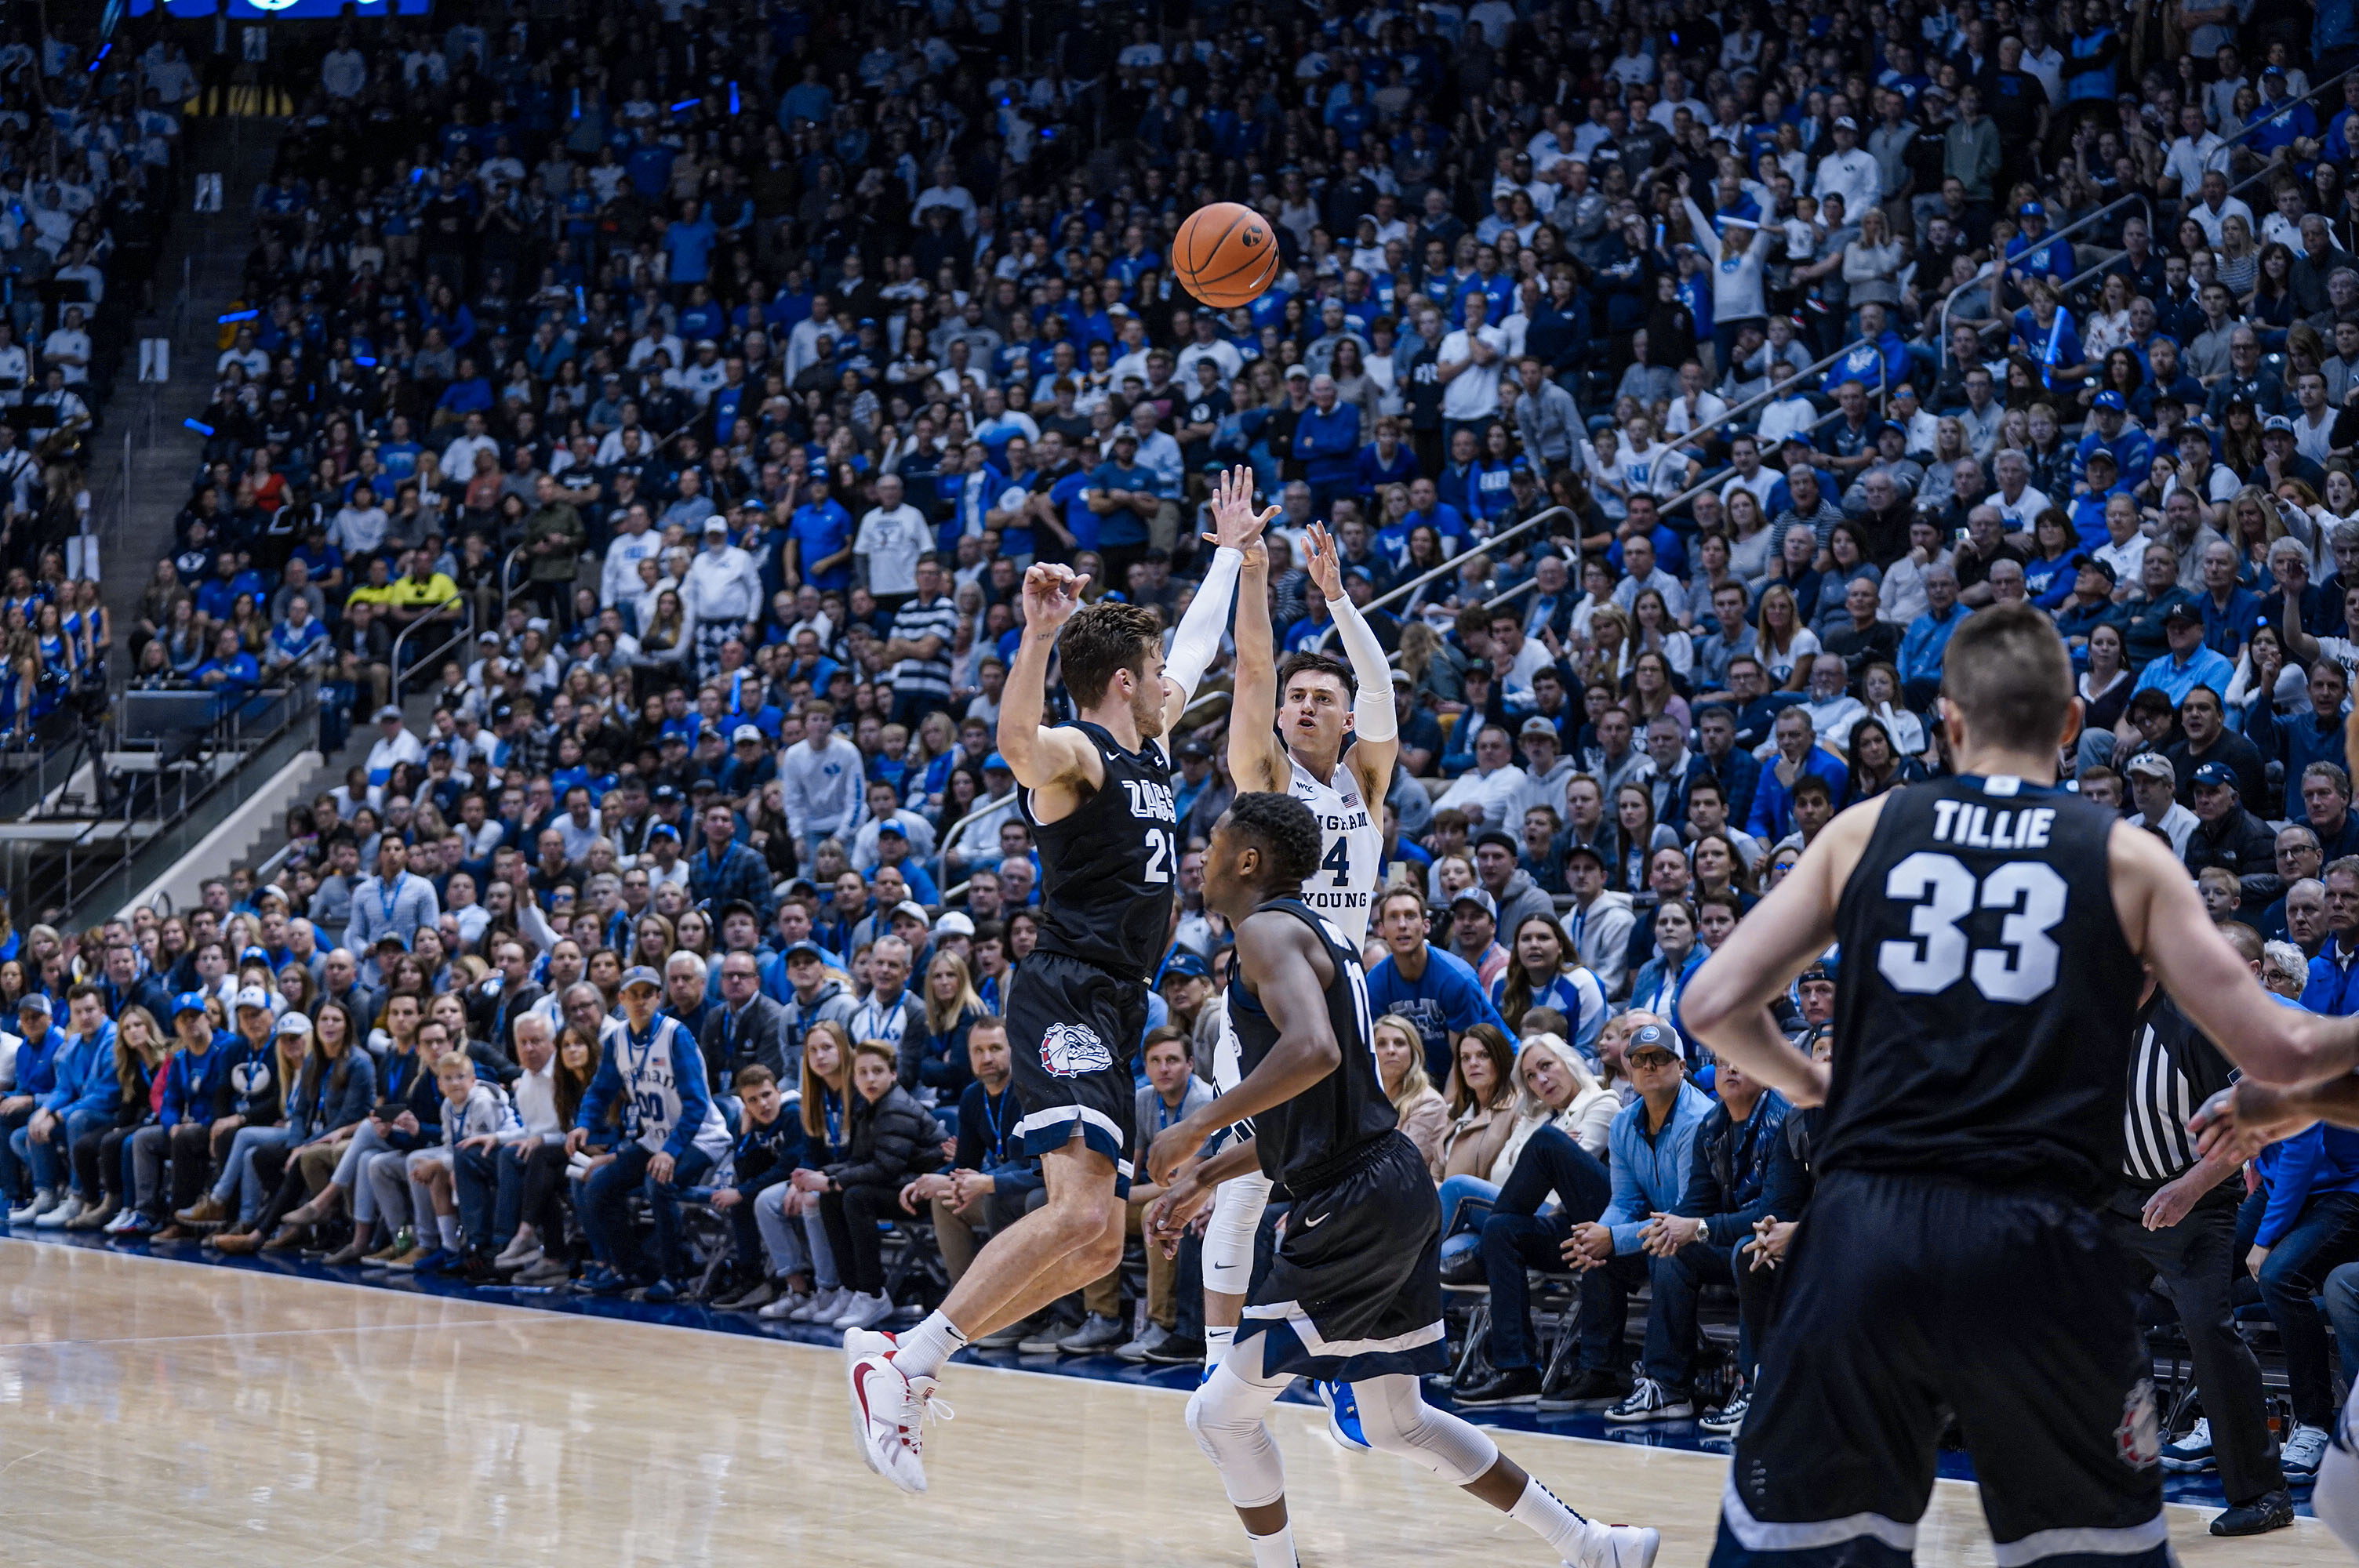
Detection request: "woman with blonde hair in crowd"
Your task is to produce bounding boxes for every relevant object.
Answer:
[60,1005,169,1232]
[917,950,984,1101]
[1374,1014,1452,1180]
[1752,581,1819,690]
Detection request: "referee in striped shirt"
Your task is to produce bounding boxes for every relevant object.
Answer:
[2102,922,2291,1536]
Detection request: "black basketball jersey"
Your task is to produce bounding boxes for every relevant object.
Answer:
[1229,898,1398,1196]
[1819,775,2144,1202]
[1023,720,1177,978]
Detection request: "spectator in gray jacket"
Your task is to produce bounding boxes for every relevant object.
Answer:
[1514,356,1583,470]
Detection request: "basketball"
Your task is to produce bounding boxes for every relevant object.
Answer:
[1172,201,1282,310]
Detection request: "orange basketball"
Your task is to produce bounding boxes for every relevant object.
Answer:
[1172,201,1282,310]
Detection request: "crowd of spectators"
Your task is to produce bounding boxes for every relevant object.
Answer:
[0,20,173,742]
[13,0,2359,1518]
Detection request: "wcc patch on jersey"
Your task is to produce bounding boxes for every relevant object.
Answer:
[1040,1020,1114,1078]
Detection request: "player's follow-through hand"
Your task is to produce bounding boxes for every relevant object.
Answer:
[1201,463,1278,553]
[1021,561,1089,633]
[1303,521,1345,602]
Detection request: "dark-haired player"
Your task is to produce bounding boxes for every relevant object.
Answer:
[847,466,1265,1493]
[1684,603,2359,1568]
[1144,792,1659,1568]
[1207,519,1398,1423]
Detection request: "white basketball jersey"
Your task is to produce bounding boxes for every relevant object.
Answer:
[1288,751,1384,948]
[603,1014,732,1162]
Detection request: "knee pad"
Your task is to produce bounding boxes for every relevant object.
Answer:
[1348,1374,1499,1485]
[1186,1359,1290,1510]
[1204,1173,1271,1290]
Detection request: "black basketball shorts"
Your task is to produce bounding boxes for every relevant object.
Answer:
[1005,949,1149,1194]
[1712,1170,2167,1568]
[1236,1132,1448,1382]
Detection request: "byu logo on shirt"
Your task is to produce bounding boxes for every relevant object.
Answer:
[1040,1021,1113,1078]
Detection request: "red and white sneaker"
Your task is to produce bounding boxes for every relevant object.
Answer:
[845,1329,952,1494]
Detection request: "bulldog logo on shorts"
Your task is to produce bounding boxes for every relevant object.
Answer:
[2114,1377,2160,1471]
[1040,1022,1112,1078]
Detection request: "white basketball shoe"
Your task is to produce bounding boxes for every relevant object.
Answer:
[845,1327,953,1494]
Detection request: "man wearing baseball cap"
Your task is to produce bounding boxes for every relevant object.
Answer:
[175,986,285,1231]
[1447,886,1509,989]
[2125,753,2199,859]
[568,964,732,1301]
[365,703,423,789]
[2184,760,2277,897]
[2077,390,2152,484]
[2129,601,2234,706]
[1464,1015,1714,1414]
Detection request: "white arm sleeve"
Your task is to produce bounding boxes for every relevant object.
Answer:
[1164,546,1242,706]
[1326,590,1397,743]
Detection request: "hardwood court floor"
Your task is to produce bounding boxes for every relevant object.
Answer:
[0,1240,2343,1568]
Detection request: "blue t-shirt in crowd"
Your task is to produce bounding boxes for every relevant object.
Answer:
[788,499,854,592]
[1365,943,1509,1082]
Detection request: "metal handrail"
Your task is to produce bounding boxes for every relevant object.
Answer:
[932,788,1024,891]
[1373,401,1850,673]
[1645,399,1851,523]
[1932,190,2156,354]
[498,543,529,620]
[388,594,471,697]
[2215,60,2359,161]
[1347,506,1574,625]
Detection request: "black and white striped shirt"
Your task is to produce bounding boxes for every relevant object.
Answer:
[886,593,960,707]
[2122,1018,2201,1182]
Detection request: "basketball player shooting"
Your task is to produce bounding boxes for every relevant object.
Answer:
[1143,791,1659,1568]
[1679,604,2359,1568]
[845,467,1270,1494]
[1197,521,1397,1429]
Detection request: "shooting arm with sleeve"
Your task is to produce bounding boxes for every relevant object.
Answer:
[1163,544,1242,710]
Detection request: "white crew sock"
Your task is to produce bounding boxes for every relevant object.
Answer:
[436,1214,460,1250]
[895,1309,969,1379]
[1245,1524,1296,1568]
[1205,1323,1235,1372]
[1510,1477,1590,1554]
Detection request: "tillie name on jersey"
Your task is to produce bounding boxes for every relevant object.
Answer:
[1928,800,2055,851]
[1121,778,1178,824]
